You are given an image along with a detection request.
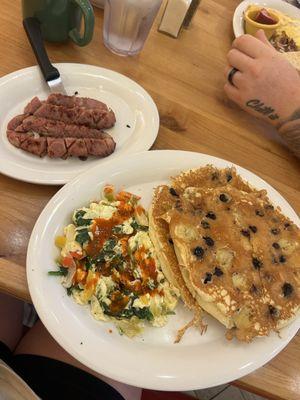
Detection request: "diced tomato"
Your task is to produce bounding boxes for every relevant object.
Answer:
[70,251,84,260]
[61,256,76,268]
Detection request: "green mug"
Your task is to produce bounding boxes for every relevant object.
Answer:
[22,0,94,46]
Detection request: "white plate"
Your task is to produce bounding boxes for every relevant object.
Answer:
[0,63,159,185]
[233,0,300,38]
[27,150,300,391]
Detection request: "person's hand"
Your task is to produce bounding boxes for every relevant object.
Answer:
[224,30,300,125]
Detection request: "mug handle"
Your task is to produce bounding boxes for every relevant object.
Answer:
[69,0,94,46]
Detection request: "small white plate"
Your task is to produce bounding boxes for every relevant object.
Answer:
[233,0,300,38]
[0,63,159,185]
[27,150,300,391]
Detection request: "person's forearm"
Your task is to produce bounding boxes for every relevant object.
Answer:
[277,109,300,159]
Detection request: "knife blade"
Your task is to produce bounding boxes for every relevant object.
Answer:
[23,17,67,95]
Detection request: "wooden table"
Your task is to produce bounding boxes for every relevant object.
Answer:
[0,1,299,399]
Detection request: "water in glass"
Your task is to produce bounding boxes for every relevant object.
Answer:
[103,0,162,56]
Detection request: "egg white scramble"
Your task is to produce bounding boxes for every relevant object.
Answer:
[49,186,179,337]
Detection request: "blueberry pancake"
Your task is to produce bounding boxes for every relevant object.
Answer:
[170,165,260,195]
[149,165,266,340]
[231,188,300,331]
[150,165,299,341]
[149,165,261,302]
[166,184,300,341]
[149,185,206,341]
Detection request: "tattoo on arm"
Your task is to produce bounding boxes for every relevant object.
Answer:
[277,107,300,159]
[245,100,300,158]
[285,109,300,122]
[277,107,300,129]
[246,99,279,121]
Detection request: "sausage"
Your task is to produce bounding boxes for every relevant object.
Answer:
[17,116,111,139]
[34,103,116,130]
[7,131,116,159]
[6,94,116,159]
[24,96,43,115]
[47,93,109,111]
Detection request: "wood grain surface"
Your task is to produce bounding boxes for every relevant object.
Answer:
[0,1,299,399]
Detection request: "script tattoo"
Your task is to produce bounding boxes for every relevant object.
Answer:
[246,99,279,121]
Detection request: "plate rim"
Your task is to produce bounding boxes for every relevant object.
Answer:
[26,150,300,390]
[232,0,300,38]
[0,63,159,185]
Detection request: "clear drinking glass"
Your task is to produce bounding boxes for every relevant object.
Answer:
[103,0,163,56]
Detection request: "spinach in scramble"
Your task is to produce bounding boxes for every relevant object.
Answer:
[49,186,179,337]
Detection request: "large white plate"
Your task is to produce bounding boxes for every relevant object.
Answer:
[27,150,300,391]
[0,63,159,185]
[233,0,300,38]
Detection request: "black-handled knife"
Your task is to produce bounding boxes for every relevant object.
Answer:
[23,17,67,94]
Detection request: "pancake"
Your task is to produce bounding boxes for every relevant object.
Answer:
[149,166,265,340]
[149,165,300,341]
[149,185,198,307]
[149,185,206,341]
[166,184,300,341]
[149,166,254,306]
[170,165,259,195]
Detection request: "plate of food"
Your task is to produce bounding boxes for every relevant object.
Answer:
[0,63,159,185]
[27,150,300,390]
[233,0,300,52]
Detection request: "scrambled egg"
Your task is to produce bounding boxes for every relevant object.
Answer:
[274,9,300,47]
[51,185,179,338]
[246,5,300,47]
